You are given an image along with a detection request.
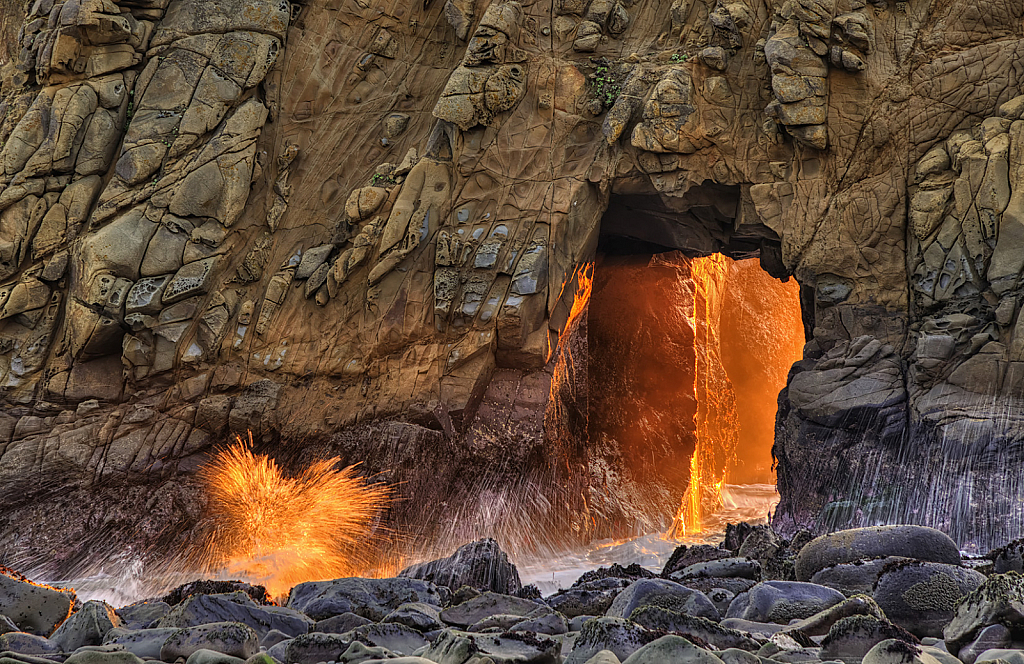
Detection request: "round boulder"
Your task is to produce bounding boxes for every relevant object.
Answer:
[794,527,960,582]
[726,581,845,624]
[605,579,718,621]
[873,561,985,638]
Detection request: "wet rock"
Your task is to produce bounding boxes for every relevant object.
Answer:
[399,538,522,595]
[0,615,17,634]
[794,528,960,582]
[727,582,845,624]
[269,632,348,664]
[314,612,374,633]
[944,573,1024,655]
[785,595,885,636]
[547,579,629,618]
[52,601,120,652]
[422,628,561,663]
[383,602,442,631]
[115,601,171,630]
[62,651,146,664]
[820,615,920,664]
[721,618,786,637]
[674,558,762,581]
[510,610,569,635]
[628,607,759,650]
[440,592,541,628]
[957,625,1014,664]
[185,649,245,664]
[873,561,985,638]
[664,545,735,577]
[0,571,74,636]
[103,627,179,659]
[811,559,911,596]
[156,591,313,639]
[565,617,649,664]
[288,578,441,622]
[605,579,719,621]
[160,622,259,661]
[340,622,428,655]
[862,639,944,664]
[161,581,271,607]
[624,634,725,663]
[0,632,60,655]
[258,629,290,650]
[993,540,1024,574]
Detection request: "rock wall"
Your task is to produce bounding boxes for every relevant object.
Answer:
[0,0,1022,566]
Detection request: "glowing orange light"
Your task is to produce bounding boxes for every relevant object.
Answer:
[199,433,391,598]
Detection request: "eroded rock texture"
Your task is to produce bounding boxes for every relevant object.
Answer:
[0,0,1021,568]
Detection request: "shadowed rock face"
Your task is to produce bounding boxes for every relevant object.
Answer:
[0,0,1021,568]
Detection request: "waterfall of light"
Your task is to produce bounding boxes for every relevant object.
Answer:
[669,254,736,538]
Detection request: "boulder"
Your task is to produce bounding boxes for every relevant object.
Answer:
[583,651,622,664]
[707,589,737,616]
[336,641,398,662]
[157,591,314,639]
[794,528,960,582]
[547,578,629,618]
[258,629,291,650]
[0,571,74,636]
[382,602,442,631]
[862,639,945,664]
[605,579,719,621]
[811,558,910,596]
[0,632,60,654]
[52,601,121,652]
[976,649,1024,664]
[872,561,985,638]
[115,601,171,630]
[398,538,522,595]
[421,628,560,663]
[314,612,374,633]
[162,581,271,607]
[678,577,759,597]
[993,540,1024,574]
[628,607,759,650]
[159,622,259,661]
[726,581,845,624]
[944,573,1024,655]
[103,627,179,659]
[63,651,146,664]
[287,578,441,621]
[184,649,245,664]
[785,595,885,636]
[439,592,540,628]
[565,617,649,664]
[664,545,735,577]
[510,610,569,635]
[268,632,348,664]
[721,618,786,637]
[820,615,920,664]
[340,622,429,655]
[957,625,1015,664]
[621,635,726,664]
[674,559,762,581]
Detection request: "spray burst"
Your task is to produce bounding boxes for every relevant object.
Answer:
[199,434,391,597]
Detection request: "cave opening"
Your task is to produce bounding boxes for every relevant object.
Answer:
[584,185,806,537]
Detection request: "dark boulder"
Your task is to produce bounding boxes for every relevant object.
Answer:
[872,561,985,638]
[794,527,960,582]
[398,538,522,595]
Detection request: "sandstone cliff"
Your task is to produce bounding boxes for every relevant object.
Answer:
[0,0,1022,571]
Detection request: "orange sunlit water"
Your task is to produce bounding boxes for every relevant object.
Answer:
[668,256,803,538]
[199,434,391,597]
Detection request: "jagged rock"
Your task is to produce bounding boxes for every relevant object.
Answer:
[267,632,348,664]
[674,558,761,581]
[944,573,1024,656]
[547,579,629,618]
[422,628,560,663]
[784,595,885,637]
[872,562,986,638]
[399,538,522,595]
[726,582,845,624]
[664,546,735,577]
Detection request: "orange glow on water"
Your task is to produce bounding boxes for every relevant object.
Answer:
[199,434,390,597]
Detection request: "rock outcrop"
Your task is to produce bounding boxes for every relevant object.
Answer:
[0,0,1021,568]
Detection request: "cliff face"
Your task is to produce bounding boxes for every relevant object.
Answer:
[0,0,1022,567]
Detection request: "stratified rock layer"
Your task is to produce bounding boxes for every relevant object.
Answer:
[0,0,1021,561]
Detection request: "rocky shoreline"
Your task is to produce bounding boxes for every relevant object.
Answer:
[3,525,1024,664]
